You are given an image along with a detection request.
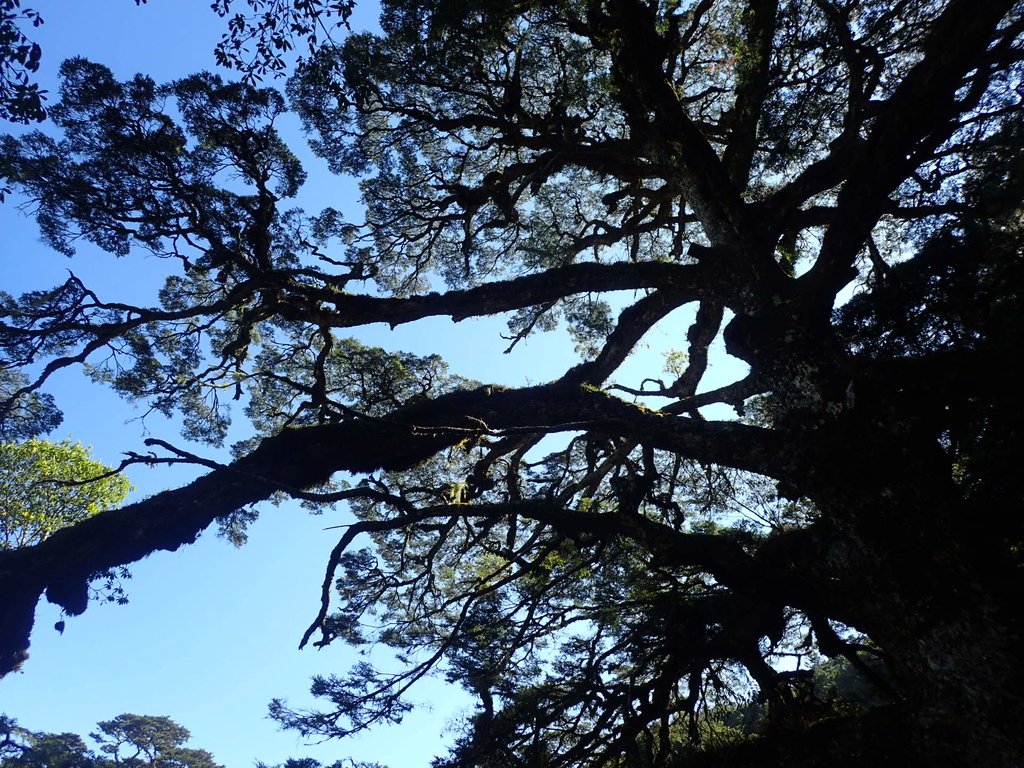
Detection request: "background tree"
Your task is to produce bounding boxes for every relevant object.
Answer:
[90,715,221,768]
[1,0,1023,766]
[0,714,221,768]
[0,439,132,550]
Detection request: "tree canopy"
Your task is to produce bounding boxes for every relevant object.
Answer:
[0,0,354,124]
[1,0,1023,766]
[0,713,221,768]
[0,438,132,550]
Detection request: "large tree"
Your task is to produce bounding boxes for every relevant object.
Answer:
[1,0,1023,766]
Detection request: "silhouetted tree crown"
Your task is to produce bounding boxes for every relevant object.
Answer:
[1,0,1023,766]
[0,1,353,123]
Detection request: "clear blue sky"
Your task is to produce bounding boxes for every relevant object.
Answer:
[0,3,745,766]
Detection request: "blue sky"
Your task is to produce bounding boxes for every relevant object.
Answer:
[0,3,746,766]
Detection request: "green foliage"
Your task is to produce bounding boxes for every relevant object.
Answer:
[91,715,220,768]
[662,348,687,377]
[0,439,131,549]
[289,1,626,292]
[247,337,470,429]
[2,57,305,260]
[257,759,385,768]
[564,296,615,358]
[0,714,221,768]
[1,58,309,445]
[812,654,891,716]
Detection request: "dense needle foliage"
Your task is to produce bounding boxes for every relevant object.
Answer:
[1,0,1023,766]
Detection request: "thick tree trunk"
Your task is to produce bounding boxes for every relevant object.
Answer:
[811,430,1024,767]
[890,608,1024,766]
[695,511,1024,767]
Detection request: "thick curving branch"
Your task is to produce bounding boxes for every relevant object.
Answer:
[804,0,1018,301]
[0,380,788,676]
[298,261,700,328]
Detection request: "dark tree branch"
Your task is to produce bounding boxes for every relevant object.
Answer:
[604,0,755,254]
[804,0,1018,303]
[0,380,789,675]
[303,261,700,329]
[722,0,779,191]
